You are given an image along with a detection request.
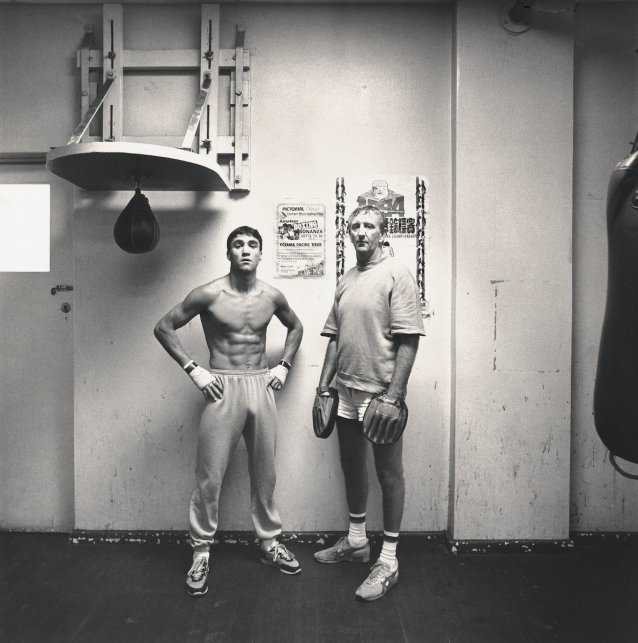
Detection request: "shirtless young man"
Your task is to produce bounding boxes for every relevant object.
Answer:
[154,225,303,597]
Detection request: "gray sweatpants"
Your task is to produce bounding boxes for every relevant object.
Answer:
[189,368,282,554]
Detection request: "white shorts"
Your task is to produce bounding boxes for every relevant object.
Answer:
[337,383,374,422]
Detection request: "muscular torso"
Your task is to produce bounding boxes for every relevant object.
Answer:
[200,278,277,370]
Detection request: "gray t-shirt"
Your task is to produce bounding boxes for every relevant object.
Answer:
[321,255,425,394]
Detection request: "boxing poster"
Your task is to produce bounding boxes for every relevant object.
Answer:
[335,175,430,316]
[275,202,326,278]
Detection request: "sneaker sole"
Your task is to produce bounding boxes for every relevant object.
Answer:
[314,553,371,564]
[260,557,302,575]
[185,585,208,597]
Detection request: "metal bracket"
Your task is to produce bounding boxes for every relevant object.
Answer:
[181,72,213,152]
[102,4,123,141]
[199,4,219,158]
[229,25,250,191]
[79,24,95,137]
[67,73,115,145]
[69,3,250,192]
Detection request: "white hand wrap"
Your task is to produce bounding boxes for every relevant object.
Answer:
[268,364,288,386]
[188,365,216,390]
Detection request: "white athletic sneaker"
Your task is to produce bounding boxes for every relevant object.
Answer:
[260,542,301,575]
[185,556,209,596]
[355,560,399,601]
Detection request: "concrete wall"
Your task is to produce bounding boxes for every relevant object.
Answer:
[67,3,453,532]
[452,0,574,540]
[3,1,638,538]
[571,3,638,532]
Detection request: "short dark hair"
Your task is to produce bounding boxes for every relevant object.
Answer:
[346,205,387,234]
[226,226,263,252]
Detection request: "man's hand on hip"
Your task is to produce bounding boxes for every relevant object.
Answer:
[186,364,224,402]
[267,364,288,390]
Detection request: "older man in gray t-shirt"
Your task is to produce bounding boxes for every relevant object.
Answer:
[314,205,425,602]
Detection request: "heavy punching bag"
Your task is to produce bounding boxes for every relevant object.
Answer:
[113,187,160,253]
[594,150,638,475]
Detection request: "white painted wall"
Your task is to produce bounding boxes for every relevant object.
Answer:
[70,3,452,532]
[4,1,638,538]
[571,3,638,531]
[452,0,574,540]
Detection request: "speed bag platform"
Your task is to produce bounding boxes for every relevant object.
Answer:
[594,150,638,466]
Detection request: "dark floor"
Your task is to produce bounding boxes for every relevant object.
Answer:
[1,532,638,643]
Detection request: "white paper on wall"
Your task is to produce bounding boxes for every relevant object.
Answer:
[274,202,326,278]
[0,184,50,272]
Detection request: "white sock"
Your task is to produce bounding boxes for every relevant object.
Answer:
[348,513,367,546]
[262,537,277,552]
[193,551,209,563]
[378,531,399,570]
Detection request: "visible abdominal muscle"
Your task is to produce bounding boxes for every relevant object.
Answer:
[200,288,276,369]
[207,332,268,369]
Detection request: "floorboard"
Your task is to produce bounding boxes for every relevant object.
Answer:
[2,533,638,642]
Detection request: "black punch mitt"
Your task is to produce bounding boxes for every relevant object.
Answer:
[312,387,339,438]
[362,394,408,446]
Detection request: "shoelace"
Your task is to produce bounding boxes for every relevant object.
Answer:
[189,558,208,580]
[366,562,391,584]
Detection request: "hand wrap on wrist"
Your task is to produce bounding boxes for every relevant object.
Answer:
[268,364,288,386]
[184,361,216,390]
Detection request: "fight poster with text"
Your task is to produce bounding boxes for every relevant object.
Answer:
[340,175,425,278]
[275,203,326,278]
[335,175,430,316]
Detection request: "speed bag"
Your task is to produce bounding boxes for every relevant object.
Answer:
[113,189,160,254]
[594,151,638,464]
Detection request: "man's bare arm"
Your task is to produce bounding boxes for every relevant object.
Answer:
[386,334,420,401]
[154,287,223,401]
[154,288,208,366]
[274,293,304,365]
[318,336,337,392]
[267,290,304,390]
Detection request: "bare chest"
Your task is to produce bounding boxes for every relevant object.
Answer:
[204,290,275,334]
